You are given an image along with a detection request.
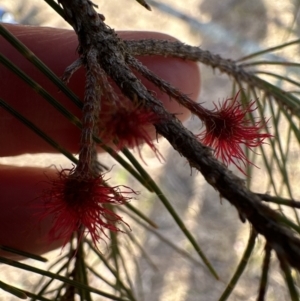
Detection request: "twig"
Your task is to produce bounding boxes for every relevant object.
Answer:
[57,0,300,273]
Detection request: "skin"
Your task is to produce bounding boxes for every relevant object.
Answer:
[0,24,201,259]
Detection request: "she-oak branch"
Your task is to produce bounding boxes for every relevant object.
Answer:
[57,0,300,272]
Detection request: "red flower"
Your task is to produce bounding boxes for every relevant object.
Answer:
[198,93,271,173]
[40,168,132,247]
[100,105,162,160]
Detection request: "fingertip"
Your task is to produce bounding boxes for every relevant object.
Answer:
[0,166,63,259]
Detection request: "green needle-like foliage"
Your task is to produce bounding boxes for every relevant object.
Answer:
[2,1,300,300]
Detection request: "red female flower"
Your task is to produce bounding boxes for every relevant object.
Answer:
[100,105,162,160]
[198,93,271,173]
[40,168,132,247]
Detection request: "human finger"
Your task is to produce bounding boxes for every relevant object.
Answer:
[0,165,64,259]
[0,24,200,156]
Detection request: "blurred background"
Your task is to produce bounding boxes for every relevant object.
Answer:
[1,0,300,300]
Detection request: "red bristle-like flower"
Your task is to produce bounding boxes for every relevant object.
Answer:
[198,93,272,173]
[100,106,162,160]
[40,168,132,247]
